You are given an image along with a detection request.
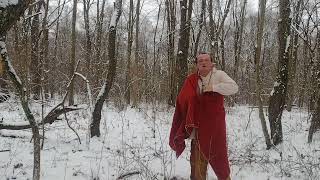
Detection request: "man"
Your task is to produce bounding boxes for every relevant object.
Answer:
[169,52,238,180]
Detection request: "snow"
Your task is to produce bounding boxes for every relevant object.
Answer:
[1,100,320,180]
[0,0,18,7]
[285,35,291,53]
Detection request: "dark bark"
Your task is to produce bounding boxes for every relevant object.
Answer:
[125,0,134,105]
[166,0,176,105]
[286,0,303,111]
[308,30,320,143]
[68,0,78,105]
[177,0,193,92]
[91,0,122,137]
[268,0,291,145]
[0,0,33,37]
[30,4,41,100]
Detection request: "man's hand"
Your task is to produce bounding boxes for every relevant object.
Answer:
[203,85,213,92]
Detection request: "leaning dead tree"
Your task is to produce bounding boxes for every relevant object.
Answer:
[90,0,123,137]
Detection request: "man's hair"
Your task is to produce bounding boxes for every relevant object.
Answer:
[194,52,214,63]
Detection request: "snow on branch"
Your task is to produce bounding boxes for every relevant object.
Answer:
[109,0,122,30]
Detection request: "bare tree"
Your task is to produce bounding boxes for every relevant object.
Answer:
[132,0,141,107]
[83,0,92,84]
[193,0,206,58]
[286,0,303,111]
[91,0,123,137]
[125,0,134,105]
[254,0,272,149]
[233,0,247,83]
[0,1,39,179]
[176,0,193,92]
[208,0,232,70]
[93,0,107,89]
[268,0,291,145]
[30,2,41,100]
[308,26,320,141]
[166,0,176,105]
[68,0,78,105]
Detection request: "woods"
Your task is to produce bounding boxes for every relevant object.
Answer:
[1,0,320,179]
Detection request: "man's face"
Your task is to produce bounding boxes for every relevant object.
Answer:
[196,54,214,75]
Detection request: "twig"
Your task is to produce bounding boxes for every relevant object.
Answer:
[62,103,81,144]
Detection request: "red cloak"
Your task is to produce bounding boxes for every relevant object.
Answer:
[169,73,230,179]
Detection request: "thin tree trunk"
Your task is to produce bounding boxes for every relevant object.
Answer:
[208,0,232,68]
[68,0,78,105]
[254,0,272,149]
[233,0,247,82]
[1,37,41,180]
[83,0,92,86]
[95,0,106,88]
[132,0,141,107]
[193,0,206,57]
[125,0,134,105]
[166,0,176,105]
[91,0,123,137]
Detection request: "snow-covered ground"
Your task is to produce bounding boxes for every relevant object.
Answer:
[0,98,320,180]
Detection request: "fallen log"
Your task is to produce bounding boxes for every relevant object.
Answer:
[0,105,82,130]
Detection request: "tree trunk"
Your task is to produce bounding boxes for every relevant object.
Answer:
[268,0,291,146]
[30,4,41,100]
[83,0,92,87]
[193,0,206,58]
[91,0,123,137]
[68,0,78,105]
[208,0,232,68]
[132,0,141,107]
[308,30,320,143]
[1,36,41,180]
[94,0,106,90]
[125,0,134,105]
[177,0,193,92]
[166,0,176,105]
[286,0,303,111]
[233,0,247,82]
[254,0,272,149]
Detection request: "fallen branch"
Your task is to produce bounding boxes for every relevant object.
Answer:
[0,105,82,130]
[0,150,10,152]
[116,171,141,180]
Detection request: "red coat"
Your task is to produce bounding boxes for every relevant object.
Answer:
[169,73,230,179]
